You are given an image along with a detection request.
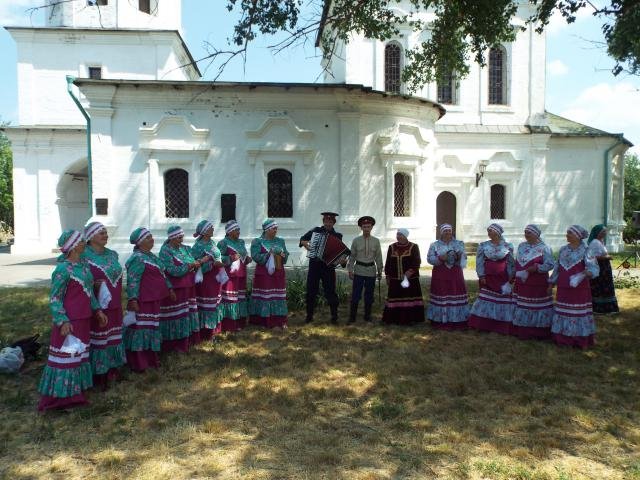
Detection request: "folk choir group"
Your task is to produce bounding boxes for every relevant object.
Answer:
[37,212,618,411]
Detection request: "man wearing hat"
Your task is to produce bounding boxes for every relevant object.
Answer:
[347,216,383,323]
[299,212,345,324]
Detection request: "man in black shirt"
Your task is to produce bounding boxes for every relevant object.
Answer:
[299,212,345,324]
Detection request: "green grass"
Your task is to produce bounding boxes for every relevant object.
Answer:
[1,284,639,479]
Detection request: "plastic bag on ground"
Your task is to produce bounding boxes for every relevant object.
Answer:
[123,311,137,327]
[0,347,24,373]
[98,281,112,309]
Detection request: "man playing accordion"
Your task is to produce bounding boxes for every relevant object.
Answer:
[299,212,349,324]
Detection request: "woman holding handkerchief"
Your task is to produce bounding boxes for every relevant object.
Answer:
[468,223,515,335]
[38,230,107,411]
[548,225,599,348]
[83,222,126,389]
[510,224,555,340]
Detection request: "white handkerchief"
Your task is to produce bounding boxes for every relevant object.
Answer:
[569,271,586,288]
[194,267,204,284]
[216,268,229,285]
[515,270,529,283]
[98,282,112,309]
[122,311,137,327]
[60,334,87,356]
[400,275,410,288]
[501,282,512,295]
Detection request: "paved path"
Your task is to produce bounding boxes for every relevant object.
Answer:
[0,250,58,288]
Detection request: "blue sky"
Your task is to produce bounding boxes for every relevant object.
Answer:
[0,0,638,153]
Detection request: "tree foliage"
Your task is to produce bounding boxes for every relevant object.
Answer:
[623,152,640,242]
[219,0,640,91]
[0,128,13,230]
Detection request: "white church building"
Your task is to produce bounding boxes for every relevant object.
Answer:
[4,0,631,259]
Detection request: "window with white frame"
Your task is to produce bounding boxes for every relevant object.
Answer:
[267,168,293,218]
[385,43,402,94]
[393,172,412,217]
[488,46,507,105]
[490,184,506,219]
[437,69,458,105]
[164,168,189,218]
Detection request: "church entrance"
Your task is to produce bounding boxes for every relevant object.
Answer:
[436,191,456,237]
[57,160,89,232]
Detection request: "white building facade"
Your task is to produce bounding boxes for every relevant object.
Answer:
[4,0,630,258]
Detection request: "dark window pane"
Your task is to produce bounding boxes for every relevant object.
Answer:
[221,194,236,223]
[164,169,189,218]
[95,198,108,215]
[385,44,402,94]
[139,0,150,14]
[267,169,293,218]
[88,67,102,79]
[490,184,506,219]
[393,172,411,217]
[437,70,456,104]
[488,47,506,105]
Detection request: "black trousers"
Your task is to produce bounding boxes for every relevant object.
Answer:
[306,260,338,317]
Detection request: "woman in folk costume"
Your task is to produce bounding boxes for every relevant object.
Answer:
[191,220,225,340]
[468,223,515,335]
[426,224,470,330]
[124,228,174,372]
[249,219,290,329]
[511,224,555,340]
[549,225,599,348]
[587,224,619,314]
[159,225,201,351]
[382,228,425,325]
[83,222,126,389]
[38,230,108,411]
[217,220,252,332]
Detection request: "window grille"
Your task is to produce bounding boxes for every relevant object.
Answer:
[221,194,236,223]
[393,172,411,217]
[437,70,456,105]
[490,184,506,219]
[267,169,293,218]
[488,47,506,105]
[385,43,402,94]
[88,0,108,5]
[139,0,151,14]
[88,67,102,79]
[164,169,189,218]
[95,198,108,215]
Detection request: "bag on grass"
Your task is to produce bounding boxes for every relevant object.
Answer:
[0,347,24,373]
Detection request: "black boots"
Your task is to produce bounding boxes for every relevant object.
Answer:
[364,303,372,322]
[348,304,358,324]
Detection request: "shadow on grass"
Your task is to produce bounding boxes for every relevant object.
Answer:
[1,284,640,479]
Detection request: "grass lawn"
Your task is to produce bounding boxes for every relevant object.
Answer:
[1,283,640,479]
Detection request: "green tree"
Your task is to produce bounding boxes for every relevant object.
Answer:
[0,127,13,230]
[623,152,640,242]
[219,0,639,91]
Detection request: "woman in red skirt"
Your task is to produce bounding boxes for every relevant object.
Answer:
[158,225,201,351]
[124,228,175,372]
[83,222,126,389]
[382,228,425,325]
[549,225,599,348]
[468,223,515,335]
[426,223,470,330]
[38,230,107,411]
[510,224,555,340]
[249,219,289,329]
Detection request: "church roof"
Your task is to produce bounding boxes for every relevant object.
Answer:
[544,112,632,146]
[4,26,201,78]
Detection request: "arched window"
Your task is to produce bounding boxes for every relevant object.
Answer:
[385,43,402,94]
[267,169,293,218]
[490,184,506,220]
[164,168,189,218]
[393,172,412,217]
[488,46,507,105]
[437,70,458,105]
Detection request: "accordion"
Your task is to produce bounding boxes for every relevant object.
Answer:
[307,232,350,266]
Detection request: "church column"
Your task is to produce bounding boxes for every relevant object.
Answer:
[337,112,361,223]
[530,136,549,225]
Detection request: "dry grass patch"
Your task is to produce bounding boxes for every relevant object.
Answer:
[1,285,639,479]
